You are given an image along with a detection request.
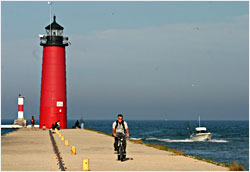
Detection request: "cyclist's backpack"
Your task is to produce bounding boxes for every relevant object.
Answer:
[115,120,126,132]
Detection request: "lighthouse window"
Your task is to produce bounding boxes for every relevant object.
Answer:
[51,30,57,36]
[58,30,63,36]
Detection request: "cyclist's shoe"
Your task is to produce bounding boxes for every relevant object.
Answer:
[118,155,121,160]
[121,156,126,162]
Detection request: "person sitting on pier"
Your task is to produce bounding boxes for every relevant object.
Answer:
[112,114,130,154]
[52,120,61,131]
[55,120,61,130]
[74,120,81,129]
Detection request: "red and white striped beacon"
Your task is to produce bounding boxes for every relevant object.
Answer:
[18,94,25,119]
[39,15,70,129]
[14,94,27,126]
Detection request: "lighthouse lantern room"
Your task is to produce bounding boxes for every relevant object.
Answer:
[40,16,69,46]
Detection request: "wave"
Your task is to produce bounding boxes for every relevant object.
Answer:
[144,137,229,143]
[146,137,194,142]
[208,139,228,143]
[130,137,143,140]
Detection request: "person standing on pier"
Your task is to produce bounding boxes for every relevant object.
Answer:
[112,114,130,153]
[80,118,84,129]
[30,116,35,130]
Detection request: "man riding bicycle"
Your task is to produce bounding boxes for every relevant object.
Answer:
[112,114,130,155]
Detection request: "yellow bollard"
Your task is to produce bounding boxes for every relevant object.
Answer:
[82,159,89,171]
[71,146,76,155]
[55,128,58,132]
[59,133,62,138]
[65,140,69,146]
[61,136,64,141]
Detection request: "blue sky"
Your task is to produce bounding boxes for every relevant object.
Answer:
[1,1,249,120]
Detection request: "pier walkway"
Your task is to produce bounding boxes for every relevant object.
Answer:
[1,128,59,171]
[2,128,229,171]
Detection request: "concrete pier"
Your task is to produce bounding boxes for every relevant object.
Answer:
[1,128,59,171]
[55,129,228,171]
[2,128,229,171]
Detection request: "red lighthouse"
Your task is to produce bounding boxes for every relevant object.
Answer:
[39,16,69,129]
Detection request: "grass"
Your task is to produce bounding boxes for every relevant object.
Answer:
[191,155,246,170]
[129,139,144,144]
[192,155,224,166]
[229,161,246,171]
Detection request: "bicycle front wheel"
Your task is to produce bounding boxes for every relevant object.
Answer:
[119,145,124,161]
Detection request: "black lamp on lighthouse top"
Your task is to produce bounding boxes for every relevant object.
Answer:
[40,15,69,46]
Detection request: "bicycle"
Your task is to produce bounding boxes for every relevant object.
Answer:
[116,133,126,162]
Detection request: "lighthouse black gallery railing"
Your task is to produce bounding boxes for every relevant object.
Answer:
[40,36,69,46]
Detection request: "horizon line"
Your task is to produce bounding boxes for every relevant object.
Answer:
[1,119,249,121]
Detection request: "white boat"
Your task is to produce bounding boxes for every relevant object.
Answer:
[190,116,212,141]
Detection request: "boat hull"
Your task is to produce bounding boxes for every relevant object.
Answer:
[190,133,212,141]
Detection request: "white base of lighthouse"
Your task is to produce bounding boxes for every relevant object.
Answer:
[14,118,27,126]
